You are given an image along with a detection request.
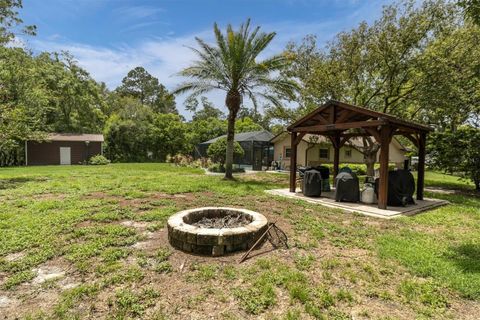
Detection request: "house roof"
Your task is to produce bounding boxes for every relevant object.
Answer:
[271,131,408,152]
[200,130,274,144]
[46,133,104,142]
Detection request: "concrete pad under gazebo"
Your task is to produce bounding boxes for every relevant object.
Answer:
[266,189,448,219]
[286,100,431,210]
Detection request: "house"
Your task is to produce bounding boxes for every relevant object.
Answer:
[271,131,407,169]
[26,133,104,165]
[195,130,274,170]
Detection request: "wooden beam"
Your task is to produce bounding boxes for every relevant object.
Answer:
[403,133,419,148]
[332,134,340,179]
[289,132,298,193]
[312,114,329,124]
[417,132,426,200]
[339,136,351,148]
[294,132,306,145]
[329,104,336,123]
[327,135,338,149]
[377,125,392,210]
[291,120,386,133]
[340,132,370,138]
[330,100,433,132]
[364,127,382,143]
[287,104,330,131]
[335,110,353,123]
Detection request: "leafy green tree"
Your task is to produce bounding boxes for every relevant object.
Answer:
[175,19,297,179]
[207,137,244,166]
[104,97,187,162]
[187,117,227,149]
[281,1,457,175]
[235,117,263,133]
[238,105,271,129]
[414,25,480,130]
[117,66,177,113]
[42,52,106,133]
[0,47,107,165]
[0,0,36,45]
[190,97,225,121]
[429,126,480,191]
[458,0,480,25]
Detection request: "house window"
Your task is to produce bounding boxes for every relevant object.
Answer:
[285,147,292,159]
[319,148,329,159]
[345,149,352,158]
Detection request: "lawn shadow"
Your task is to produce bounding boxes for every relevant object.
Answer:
[448,243,480,274]
[0,177,38,190]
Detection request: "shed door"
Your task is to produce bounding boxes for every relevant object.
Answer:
[60,147,71,165]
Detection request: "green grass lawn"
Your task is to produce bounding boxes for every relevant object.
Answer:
[0,164,478,319]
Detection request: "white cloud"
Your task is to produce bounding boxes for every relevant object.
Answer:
[30,30,214,117]
[31,32,206,89]
[27,0,390,118]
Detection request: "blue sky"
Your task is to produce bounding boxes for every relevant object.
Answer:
[20,0,393,116]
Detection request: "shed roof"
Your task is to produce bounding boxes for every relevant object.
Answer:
[200,130,274,144]
[47,133,104,142]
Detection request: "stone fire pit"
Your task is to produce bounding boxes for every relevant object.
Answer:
[167,207,268,256]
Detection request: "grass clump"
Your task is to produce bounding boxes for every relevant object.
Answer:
[55,284,99,318]
[112,287,160,318]
[2,270,36,289]
[233,285,276,315]
[398,279,449,315]
[293,252,315,271]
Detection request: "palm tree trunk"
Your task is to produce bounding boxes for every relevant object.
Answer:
[225,111,236,179]
[224,90,241,180]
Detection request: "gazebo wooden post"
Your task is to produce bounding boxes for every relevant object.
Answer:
[417,132,426,200]
[332,134,340,180]
[378,126,392,210]
[289,132,298,192]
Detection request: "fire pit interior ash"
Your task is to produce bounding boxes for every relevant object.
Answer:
[191,212,251,228]
[168,207,268,256]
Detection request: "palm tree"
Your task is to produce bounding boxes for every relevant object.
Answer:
[174,19,297,179]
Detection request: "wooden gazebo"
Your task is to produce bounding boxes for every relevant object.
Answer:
[287,100,432,209]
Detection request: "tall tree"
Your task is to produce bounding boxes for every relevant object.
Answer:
[0,0,36,45]
[414,25,480,130]
[458,0,480,25]
[282,0,456,175]
[429,126,480,191]
[117,66,177,113]
[175,19,297,179]
[188,96,225,121]
[104,97,187,162]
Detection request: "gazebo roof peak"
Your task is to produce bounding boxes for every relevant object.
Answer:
[287,100,432,134]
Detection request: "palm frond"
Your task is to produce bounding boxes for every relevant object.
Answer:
[175,19,298,113]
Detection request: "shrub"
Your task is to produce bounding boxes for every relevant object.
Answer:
[167,154,212,168]
[207,138,244,165]
[89,155,110,165]
[208,163,245,173]
[319,163,396,176]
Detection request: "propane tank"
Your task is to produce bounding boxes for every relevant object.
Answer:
[361,183,376,204]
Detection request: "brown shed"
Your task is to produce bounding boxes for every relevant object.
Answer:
[26,133,104,166]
